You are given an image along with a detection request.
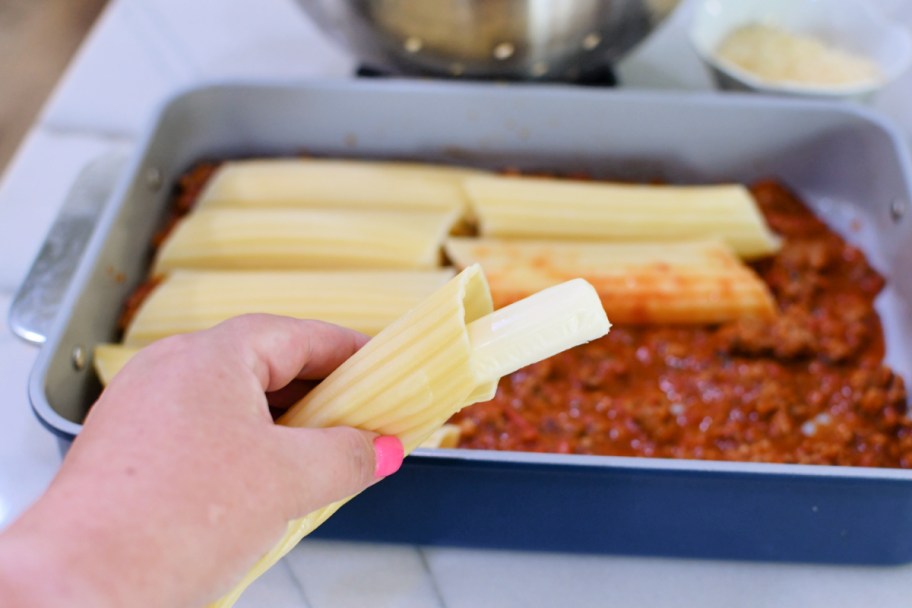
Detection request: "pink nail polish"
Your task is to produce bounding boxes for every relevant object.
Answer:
[373,435,404,478]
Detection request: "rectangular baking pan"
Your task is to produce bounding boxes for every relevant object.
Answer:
[25,81,912,564]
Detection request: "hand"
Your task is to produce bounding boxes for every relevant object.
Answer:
[0,314,403,608]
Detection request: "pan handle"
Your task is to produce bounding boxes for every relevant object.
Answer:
[8,152,129,344]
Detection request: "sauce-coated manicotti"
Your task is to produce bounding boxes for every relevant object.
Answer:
[452,181,911,468]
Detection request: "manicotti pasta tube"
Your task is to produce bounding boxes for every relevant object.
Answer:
[92,343,460,448]
[93,337,467,451]
[122,269,455,346]
[93,342,464,451]
[466,174,781,259]
[93,343,141,386]
[209,265,610,607]
[445,237,776,324]
[195,158,485,214]
[419,424,462,448]
[152,208,459,274]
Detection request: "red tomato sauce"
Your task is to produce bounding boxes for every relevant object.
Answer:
[451,180,911,468]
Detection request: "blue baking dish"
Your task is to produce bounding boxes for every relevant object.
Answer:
[21,80,912,563]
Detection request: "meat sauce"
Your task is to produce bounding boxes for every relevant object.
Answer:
[451,180,911,467]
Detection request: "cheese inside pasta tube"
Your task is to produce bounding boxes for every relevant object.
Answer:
[467,278,607,380]
[466,174,781,259]
[208,265,610,607]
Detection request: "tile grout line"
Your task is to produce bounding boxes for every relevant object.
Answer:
[31,122,138,144]
[417,547,449,608]
[281,557,313,608]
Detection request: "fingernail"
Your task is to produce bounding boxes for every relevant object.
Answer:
[373,435,404,479]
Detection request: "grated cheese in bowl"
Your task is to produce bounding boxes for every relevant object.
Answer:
[714,23,882,90]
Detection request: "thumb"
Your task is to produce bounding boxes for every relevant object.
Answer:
[269,426,404,519]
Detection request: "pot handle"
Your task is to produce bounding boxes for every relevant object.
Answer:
[8,152,128,344]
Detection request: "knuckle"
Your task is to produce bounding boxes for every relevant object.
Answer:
[337,427,376,486]
[272,427,376,519]
[221,312,266,332]
[143,332,198,362]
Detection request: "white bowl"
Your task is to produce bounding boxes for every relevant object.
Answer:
[688,0,912,99]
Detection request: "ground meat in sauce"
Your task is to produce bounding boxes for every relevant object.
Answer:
[451,180,912,468]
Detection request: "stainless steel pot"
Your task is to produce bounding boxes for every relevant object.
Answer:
[296,0,680,80]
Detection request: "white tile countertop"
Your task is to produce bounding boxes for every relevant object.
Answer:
[3,1,912,606]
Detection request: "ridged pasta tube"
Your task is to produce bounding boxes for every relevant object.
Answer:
[93,344,141,386]
[122,269,455,346]
[466,174,781,259]
[208,265,610,607]
[92,338,465,451]
[445,237,776,324]
[94,343,463,451]
[195,158,485,214]
[153,208,459,274]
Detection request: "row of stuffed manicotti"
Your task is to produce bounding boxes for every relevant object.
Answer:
[94,157,783,389]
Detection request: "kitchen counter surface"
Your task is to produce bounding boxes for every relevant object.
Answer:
[3,1,912,606]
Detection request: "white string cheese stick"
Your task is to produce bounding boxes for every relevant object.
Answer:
[208,265,609,608]
[445,237,776,324]
[123,269,456,346]
[466,174,781,259]
[195,158,486,214]
[152,208,459,274]
[467,278,608,380]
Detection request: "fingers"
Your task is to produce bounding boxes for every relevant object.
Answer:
[207,314,370,392]
[269,426,404,519]
[266,379,319,410]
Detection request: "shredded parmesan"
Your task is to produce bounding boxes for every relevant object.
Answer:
[714,23,882,89]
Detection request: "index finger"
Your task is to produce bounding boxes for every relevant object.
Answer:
[208,314,370,392]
